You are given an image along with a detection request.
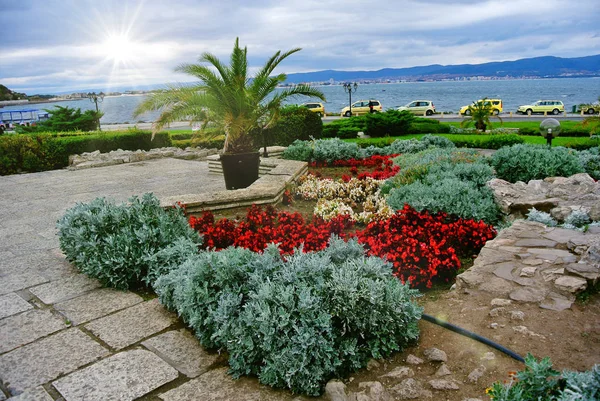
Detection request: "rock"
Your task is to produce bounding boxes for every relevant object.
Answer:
[489,322,499,329]
[435,364,452,376]
[565,263,599,280]
[366,359,381,371]
[522,259,544,266]
[520,266,537,277]
[541,267,565,282]
[389,378,422,400]
[490,298,512,307]
[467,365,487,383]
[428,379,460,390]
[510,287,547,303]
[424,348,448,363]
[406,354,423,365]
[513,325,546,339]
[590,203,600,221]
[325,380,348,401]
[481,352,496,361]
[489,307,506,317]
[540,296,573,311]
[380,366,414,379]
[510,310,525,321]
[357,381,392,401]
[554,276,587,293]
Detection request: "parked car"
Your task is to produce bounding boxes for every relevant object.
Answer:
[340,100,382,117]
[580,103,599,115]
[517,100,564,115]
[459,99,503,116]
[397,100,436,116]
[302,102,325,117]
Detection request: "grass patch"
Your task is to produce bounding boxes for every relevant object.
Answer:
[441,120,585,130]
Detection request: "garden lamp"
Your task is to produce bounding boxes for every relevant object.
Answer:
[87,92,105,131]
[539,118,561,147]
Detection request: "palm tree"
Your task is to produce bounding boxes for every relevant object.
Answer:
[134,38,325,154]
[460,98,502,132]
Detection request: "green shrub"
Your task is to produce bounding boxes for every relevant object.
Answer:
[0,130,172,175]
[267,106,323,146]
[155,237,422,396]
[57,193,202,290]
[364,110,414,138]
[519,126,592,137]
[408,122,451,135]
[387,177,500,224]
[487,354,599,401]
[322,116,365,139]
[16,105,102,133]
[490,144,584,183]
[448,133,524,149]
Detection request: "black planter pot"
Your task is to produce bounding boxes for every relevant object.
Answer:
[220,152,260,190]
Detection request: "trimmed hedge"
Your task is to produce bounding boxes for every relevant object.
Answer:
[0,130,171,175]
[267,106,323,146]
[447,134,525,149]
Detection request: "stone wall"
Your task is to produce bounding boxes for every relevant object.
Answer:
[68,147,219,170]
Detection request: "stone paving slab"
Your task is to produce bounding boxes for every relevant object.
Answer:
[0,309,66,354]
[54,288,143,325]
[0,293,32,320]
[28,274,101,304]
[52,349,179,401]
[142,329,219,378]
[158,367,299,401]
[85,298,176,350]
[0,271,48,296]
[0,328,108,396]
[5,386,53,401]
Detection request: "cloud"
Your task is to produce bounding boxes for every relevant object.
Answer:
[0,0,598,93]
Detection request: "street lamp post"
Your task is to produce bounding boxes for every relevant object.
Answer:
[343,82,358,116]
[87,92,105,131]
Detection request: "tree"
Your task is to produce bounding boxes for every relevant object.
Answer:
[16,106,103,133]
[134,38,326,154]
[460,98,502,132]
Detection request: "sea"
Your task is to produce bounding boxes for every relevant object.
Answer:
[2,77,599,124]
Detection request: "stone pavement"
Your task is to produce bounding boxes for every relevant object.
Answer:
[0,159,308,400]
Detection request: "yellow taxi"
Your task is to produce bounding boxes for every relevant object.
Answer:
[302,102,325,117]
[340,100,382,117]
[517,100,564,115]
[459,99,503,115]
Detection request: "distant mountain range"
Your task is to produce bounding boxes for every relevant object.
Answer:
[284,54,600,83]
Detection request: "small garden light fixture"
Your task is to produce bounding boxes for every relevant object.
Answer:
[539,118,561,147]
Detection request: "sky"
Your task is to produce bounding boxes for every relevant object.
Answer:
[1,0,599,95]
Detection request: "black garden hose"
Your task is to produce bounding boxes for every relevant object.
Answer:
[422,313,525,363]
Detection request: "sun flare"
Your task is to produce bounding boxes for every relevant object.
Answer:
[100,34,136,63]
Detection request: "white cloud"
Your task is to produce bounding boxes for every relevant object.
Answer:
[0,0,598,93]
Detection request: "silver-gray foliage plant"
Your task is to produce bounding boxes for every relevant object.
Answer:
[154,236,422,396]
[564,210,592,228]
[526,207,558,227]
[57,193,202,290]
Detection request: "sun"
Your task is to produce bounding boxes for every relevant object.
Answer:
[99,33,136,64]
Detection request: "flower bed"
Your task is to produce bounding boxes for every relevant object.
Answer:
[189,204,496,287]
[356,204,496,288]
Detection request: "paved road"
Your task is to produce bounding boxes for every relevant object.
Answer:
[323,113,592,124]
